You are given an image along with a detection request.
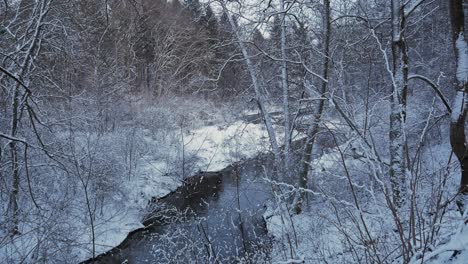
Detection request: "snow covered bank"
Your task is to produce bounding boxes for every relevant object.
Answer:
[79,120,288,261]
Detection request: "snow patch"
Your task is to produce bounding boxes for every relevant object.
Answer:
[451,91,465,122]
[185,121,272,171]
[418,219,468,264]
[456,33,468,83]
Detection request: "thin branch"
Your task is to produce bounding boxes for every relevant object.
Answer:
[0,65,32,94]
[408,74,452,113]
[0,133,27,145]
[404,0,432,18]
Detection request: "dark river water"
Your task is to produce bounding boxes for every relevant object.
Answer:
[84,153,280,263]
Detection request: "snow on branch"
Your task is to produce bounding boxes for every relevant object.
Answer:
[408,74,452,113]
[0,133,28,145]
[277,257,305,264]
[0,65,31,94]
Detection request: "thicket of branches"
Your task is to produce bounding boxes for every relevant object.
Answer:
[1,0,467,263]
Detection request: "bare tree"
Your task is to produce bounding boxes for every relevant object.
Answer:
[1,0,53,236]
[388,0,410,208]
[279,0,292,175]
[449,0,468,207]
[219,0,282,164]
[297,0,331,212]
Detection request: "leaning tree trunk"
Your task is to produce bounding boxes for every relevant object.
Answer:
[296,0,330,213]
[389,0,409,209]
[449,0,468,201]
[221,1,281,164]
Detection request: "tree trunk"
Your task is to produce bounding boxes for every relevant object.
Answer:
[221,1,281,164]
[389,0,409,208]
[296,0,330,213]
[280,0,291,176]
[449,0,468,196]
[9,86,20,236]
[6,0,49,236]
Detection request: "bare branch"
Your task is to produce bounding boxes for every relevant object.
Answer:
[408,74,452,113]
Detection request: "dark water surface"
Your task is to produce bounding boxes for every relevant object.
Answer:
[85,153,278,264]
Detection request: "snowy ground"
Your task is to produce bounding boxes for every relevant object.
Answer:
[263,137,464,264]
[420,219,468,264]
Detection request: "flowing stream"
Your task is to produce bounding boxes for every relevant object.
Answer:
[84,152,281,263]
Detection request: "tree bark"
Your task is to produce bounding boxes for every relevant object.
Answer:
[389,0,409,208]
[9,86,20,236]
[449,0,468,195]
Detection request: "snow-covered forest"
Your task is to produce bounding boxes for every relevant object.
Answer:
[1,0,467,263]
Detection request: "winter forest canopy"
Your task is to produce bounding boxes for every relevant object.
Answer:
[1,0,468,263]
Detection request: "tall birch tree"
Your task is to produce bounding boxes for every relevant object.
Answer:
[220,0,282,164]
[389,0,409,208]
